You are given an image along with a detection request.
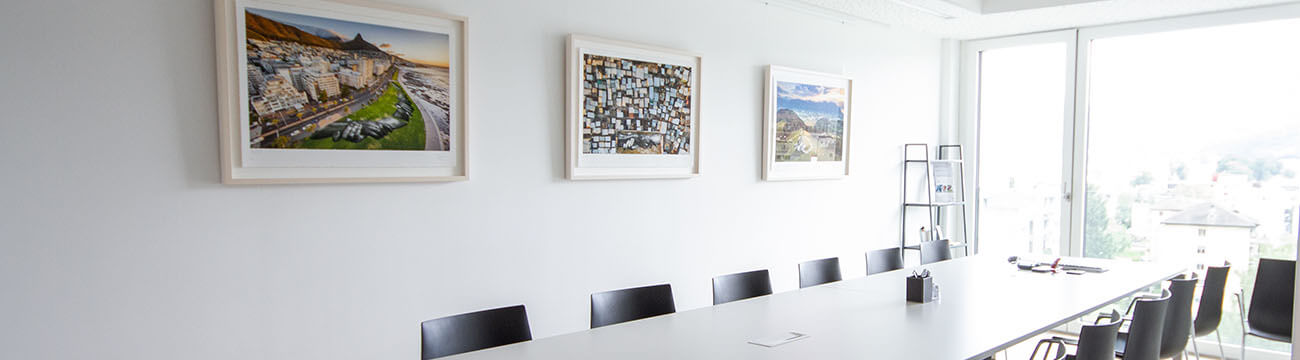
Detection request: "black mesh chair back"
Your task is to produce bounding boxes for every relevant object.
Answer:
[1246,258,1295,340]
[1157,274,1198,358]
[1193,265,1230,337]
[865,248,904,275]
[712,269,773,305]
[1075,310,1124,360]
[590,284,676,328]
[919,240,952,265]
[421,305,532,359]
[798,257,842,288]
[1121,289,1171,360]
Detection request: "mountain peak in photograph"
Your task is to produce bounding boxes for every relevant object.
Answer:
[340,33,384,53]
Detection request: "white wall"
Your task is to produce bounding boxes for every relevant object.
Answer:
[0,0,941,359]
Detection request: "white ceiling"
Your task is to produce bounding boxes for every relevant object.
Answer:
[790,0,1300,39]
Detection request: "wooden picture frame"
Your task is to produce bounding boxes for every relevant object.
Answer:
[565,34,702,180]
[214,0,468,184]
[762,65,852,181]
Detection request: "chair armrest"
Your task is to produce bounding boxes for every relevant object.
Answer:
[1031,338,1068,360]
[1050,336,1079,346]
[1235,291,1247,332]
[1124,292,1162,316]
[1095,312,1116,325]
[1095,310,1129,327]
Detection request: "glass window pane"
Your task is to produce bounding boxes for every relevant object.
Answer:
[1084,18,1300,354]
[977,42,1069,257]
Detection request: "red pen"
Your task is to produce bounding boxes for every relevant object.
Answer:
[1051,258,1062,270]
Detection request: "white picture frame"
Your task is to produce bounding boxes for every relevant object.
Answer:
[762,65,853,181]
[214,0,469,184]
[565,34,702,180]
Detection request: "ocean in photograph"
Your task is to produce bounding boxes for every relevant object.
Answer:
[243,7,451,151]
[774,81,845,162]
[581,54,693,155]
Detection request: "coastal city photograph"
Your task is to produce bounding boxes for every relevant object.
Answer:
[581,54,693,155]
[773,81,846,162]
[243,7,451,151]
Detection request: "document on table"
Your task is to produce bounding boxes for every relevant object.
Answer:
[748,332,809,347]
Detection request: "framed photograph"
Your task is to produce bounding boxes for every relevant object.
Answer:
[565,34,702,180]
[762,66,852,181]
[214,0,468,184]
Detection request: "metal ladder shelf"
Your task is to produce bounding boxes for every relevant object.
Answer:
[900,144,971,258]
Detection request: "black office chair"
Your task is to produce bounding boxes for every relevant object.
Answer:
[1235,258,1295,360]
[866,247,904,275]
[1111,289,1171,360]
[1154,274,1198,359]
[920,240,952,265]
[1190,264,1230,360]
[712,269,773,305]
[798,257,842,288]
[590,284,676,328]
[1030,309,1123,360]
[421,305,532,359]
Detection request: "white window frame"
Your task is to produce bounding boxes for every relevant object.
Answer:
[959,29,1078,257]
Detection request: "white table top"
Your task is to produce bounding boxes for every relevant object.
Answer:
[445,256,1184,360]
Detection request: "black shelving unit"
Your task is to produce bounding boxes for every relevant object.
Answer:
[900,144,971,261]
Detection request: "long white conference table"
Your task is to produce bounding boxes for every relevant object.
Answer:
[447,255,1184,359]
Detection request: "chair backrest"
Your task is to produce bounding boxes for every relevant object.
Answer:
[1123,290,1171,360]
[920,240,952,265]
[1193,264,1230,336]
[1075,310,1124,360]
[1247,258,1296,338]
[421,305,532,359]
[1158,274,1199,358]
[590,284,676,328]
[798,257,842,288]
[865,248,904,275]
[712,269,773,305]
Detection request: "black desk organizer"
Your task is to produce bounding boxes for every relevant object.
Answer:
[906,270,934,303]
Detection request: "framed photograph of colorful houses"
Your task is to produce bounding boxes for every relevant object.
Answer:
[214,0,468,184]
[565,34,702,180]
[762,66,852,181]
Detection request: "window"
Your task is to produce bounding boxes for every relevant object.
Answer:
[963,7,1300,357]
[1079,19,1300,353]
[964,31,1075,258]
[1081,18,1300,355]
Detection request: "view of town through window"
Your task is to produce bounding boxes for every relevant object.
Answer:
[976,19,1299,356]
[1083,18,1300,354]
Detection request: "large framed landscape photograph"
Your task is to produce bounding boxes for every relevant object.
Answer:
[565,35,702,180]
[762,66,852,181]
[214,0,467,183]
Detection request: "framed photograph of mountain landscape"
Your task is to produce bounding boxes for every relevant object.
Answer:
[214,0,467,184]
[762,66,852,181]
[565,34,702,180]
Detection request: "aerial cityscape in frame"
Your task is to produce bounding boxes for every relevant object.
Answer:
[580,54,693,155]
[243,7,451,151]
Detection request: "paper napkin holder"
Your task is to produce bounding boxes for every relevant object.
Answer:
[906,273,933,303]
